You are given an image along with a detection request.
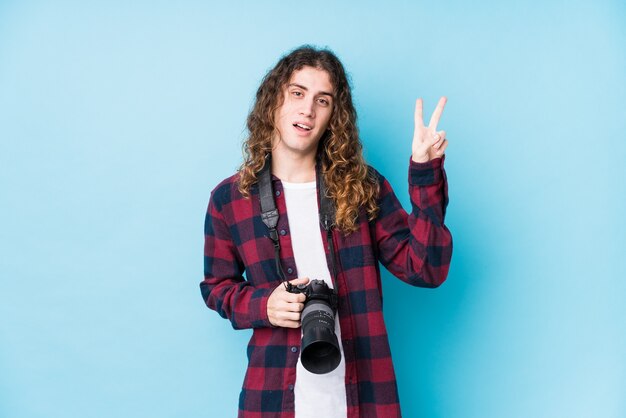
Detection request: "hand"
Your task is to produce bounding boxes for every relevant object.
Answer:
[412,96,449,163]
[267,277,309,328]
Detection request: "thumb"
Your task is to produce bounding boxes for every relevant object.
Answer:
[289,277,310,285]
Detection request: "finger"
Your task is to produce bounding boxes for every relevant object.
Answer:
[289,277,310,285]
[284,292,306,303]
[278,319,301,329]
[428,131,441,147]
[428,96,447,130]
[278,310,301,321]
[414,98,424,127]
[433,130,446,149]
[287,302,305,312]
[277,299,301,312]
[434,140,448,156]
[268,306,301,325]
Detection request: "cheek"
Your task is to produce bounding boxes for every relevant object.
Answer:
[274,109,289,130]
[277,103,294,124]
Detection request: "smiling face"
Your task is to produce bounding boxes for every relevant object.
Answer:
[272,66,335,161]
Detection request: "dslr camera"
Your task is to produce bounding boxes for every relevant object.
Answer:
[286,279,340,374]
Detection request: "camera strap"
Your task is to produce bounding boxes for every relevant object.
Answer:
[258,153,338,288]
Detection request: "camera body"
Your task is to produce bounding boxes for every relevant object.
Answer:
[287,279,338,310]
[286,279,341,374]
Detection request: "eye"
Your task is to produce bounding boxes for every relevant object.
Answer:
[291,90,303,97]
[318,98,330,106]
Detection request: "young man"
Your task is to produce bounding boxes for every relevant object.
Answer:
[201,45,452,418]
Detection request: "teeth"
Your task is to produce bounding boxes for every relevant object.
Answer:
[295,123,311,130]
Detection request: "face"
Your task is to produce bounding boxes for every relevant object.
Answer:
[272,66,335,160]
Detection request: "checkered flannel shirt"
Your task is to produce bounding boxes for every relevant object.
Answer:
[201,156,452,417]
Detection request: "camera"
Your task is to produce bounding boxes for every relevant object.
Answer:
[287,279,340,374]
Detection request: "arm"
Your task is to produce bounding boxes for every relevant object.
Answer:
[201,188,309,329]
[374,156,452,287]
[375,96,453,287]
[200,192,275,329]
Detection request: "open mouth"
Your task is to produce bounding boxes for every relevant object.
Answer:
[293,123,312,132]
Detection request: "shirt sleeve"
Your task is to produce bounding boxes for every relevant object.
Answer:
[374,155,452,287]
[200,192,275,329]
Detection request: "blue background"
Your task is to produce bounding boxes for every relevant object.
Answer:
[1,1,625,417]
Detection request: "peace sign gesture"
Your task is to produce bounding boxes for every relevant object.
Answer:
[412,97,448,163]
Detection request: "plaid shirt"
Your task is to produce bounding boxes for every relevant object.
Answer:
[201,156,452,418]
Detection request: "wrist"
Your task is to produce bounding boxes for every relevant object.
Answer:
[411,153,430,164]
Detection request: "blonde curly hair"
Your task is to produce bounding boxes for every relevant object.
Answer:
[237,45,379,234]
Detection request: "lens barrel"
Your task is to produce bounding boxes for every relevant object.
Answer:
[300,300,341,374]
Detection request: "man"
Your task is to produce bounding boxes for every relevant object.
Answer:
[201,45,452,418]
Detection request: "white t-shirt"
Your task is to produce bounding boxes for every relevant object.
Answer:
[281,179,347,418]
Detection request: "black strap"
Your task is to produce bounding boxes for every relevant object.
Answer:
[258,155,287,282]
[258,154,338,287]
[258,155,279,230]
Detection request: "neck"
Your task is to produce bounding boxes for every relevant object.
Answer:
[270,151,316,183]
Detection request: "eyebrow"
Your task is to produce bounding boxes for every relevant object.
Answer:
[288,83,335,99]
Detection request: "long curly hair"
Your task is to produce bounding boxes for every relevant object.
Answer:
[238,45,379,234]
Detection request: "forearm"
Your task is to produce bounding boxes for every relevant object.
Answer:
[201,194,274,329]
[407,156,452,286]
[375,156,452,287]
[200,275,274,329]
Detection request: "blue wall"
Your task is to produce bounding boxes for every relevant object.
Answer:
[1,1,624,417]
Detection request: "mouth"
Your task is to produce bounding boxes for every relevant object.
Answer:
[292,122,313,132]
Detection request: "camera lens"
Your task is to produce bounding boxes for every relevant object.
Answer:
[300,300,341,374]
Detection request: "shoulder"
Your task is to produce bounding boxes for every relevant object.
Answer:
[366,164,393,193]
[366,164,383,182]
[209,172,246,211]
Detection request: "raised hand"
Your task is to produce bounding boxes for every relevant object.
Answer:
[412,96,448,163]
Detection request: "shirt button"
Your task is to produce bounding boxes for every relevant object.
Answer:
[280,229,287,236]
[275,190,281,197]
[287,268,294,274]
[288,384,294,391]
[291,346,298,353]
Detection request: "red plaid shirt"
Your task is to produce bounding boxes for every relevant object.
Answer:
[201,156,452,417]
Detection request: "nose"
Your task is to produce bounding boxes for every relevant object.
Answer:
[298,98,315,118]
